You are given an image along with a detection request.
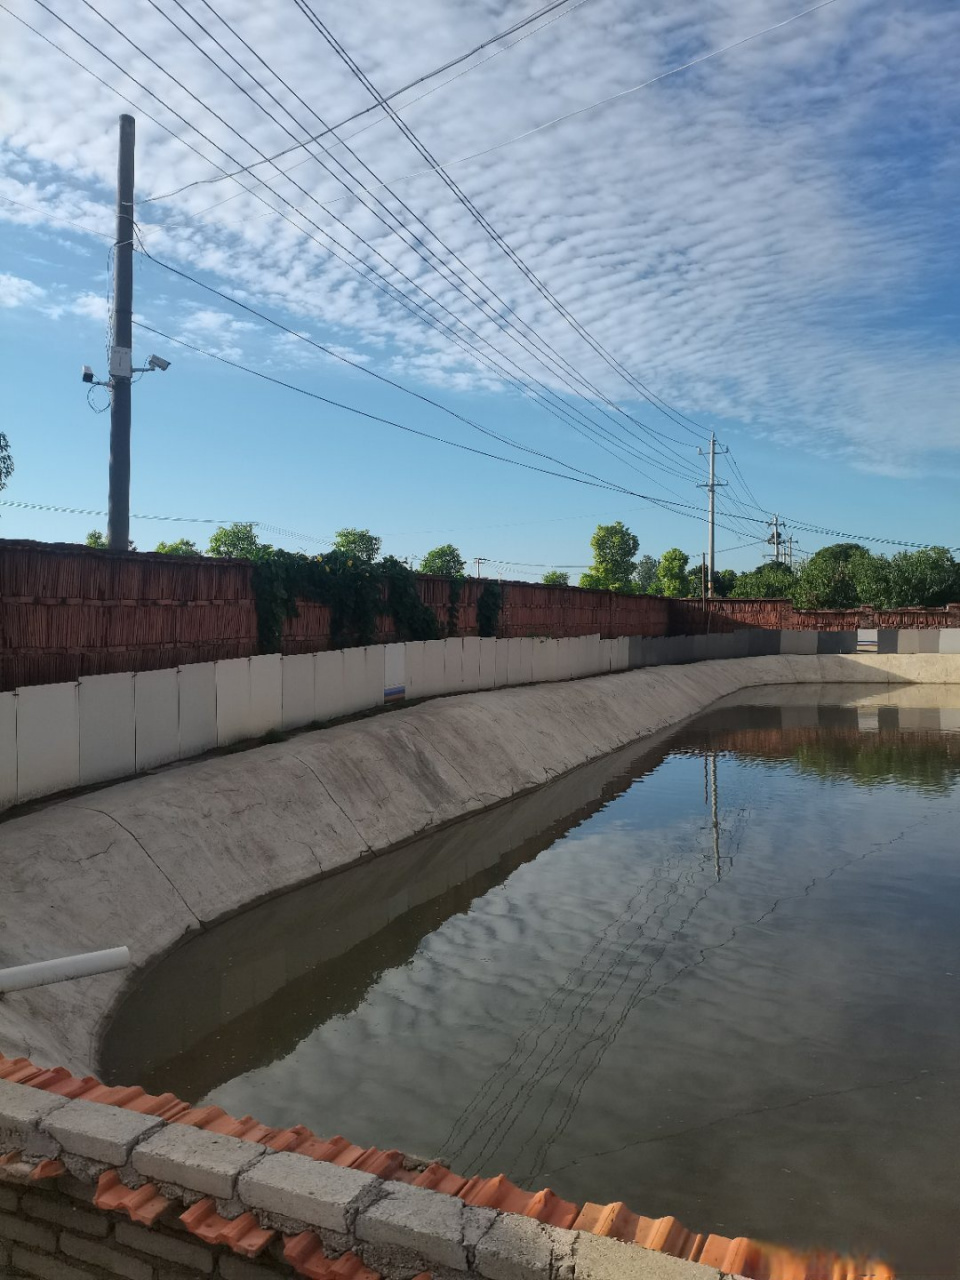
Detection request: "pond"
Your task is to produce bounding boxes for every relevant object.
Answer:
[101,686,960,1277]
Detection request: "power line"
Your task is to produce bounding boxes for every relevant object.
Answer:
[143,0,595,204]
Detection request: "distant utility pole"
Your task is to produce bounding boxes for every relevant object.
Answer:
[787,535,794,569]
[767,514,787,564]
[697,433,728,597]
[701,552,707,605]
[475,557,487,579]
[108,114,135,552]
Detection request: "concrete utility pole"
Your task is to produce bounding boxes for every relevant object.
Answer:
[475,557,487,579]
[108,115,135,552]
[697,433,728,597]
[767,514,786,564]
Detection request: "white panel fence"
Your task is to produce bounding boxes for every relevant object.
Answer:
[0,634,627,812]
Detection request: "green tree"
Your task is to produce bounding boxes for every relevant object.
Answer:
[0,432,12,493]
[85,529,107,548]
[542,570,570,586]
[794,543,867,609]
[420,544,466,577]
[579,521,639,592]
[712,568,739,598]
[634,554,659,594]
[886,547,960,608]
[154,538,200,557]
[333,528,382,563]
[731,562,795,599]
[207,522,265,559]
[654,547,691,598]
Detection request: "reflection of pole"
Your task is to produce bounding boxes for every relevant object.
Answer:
[703,752,709,808]
[709,752,721,881]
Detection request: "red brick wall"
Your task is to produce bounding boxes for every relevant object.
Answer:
[667,598,960,634]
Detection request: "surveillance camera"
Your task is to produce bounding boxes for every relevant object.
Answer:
[82,365,94,384]
[148,354,170,371]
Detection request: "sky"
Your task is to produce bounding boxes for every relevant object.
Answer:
[1,0,959,579]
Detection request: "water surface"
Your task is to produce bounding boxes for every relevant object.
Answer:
[103,687,960,1276]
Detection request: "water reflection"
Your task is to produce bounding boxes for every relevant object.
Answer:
[101,687,960,1277]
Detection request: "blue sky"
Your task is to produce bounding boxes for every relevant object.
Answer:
[1,0,959,577]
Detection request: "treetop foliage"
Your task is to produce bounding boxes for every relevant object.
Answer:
[420,544,466,577]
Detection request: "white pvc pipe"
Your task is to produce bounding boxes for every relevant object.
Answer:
[0,947,130,994]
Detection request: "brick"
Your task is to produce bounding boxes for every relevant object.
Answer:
[219,1256,288,1280]
[21,1189,111,1237]
[133,1125,266,1200]
[0,1078,70,1158]
[44,1101,163,1167]
[238,1151,377,1233]
[61,1231,154,1280]
[0,1208,58,1250]
[573,1233,721,1280]
[0,1184,17,1211]
[10,1246,99,1280]
[474,1213,559,1280]
[355,1181,467,1271]
[115,1219,215,1271]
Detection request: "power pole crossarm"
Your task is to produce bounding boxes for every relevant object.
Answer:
[108,114,135,552]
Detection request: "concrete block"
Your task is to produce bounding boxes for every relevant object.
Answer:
[473,1211,557,1280]
[238,1151,376,1233]
[16,681,80,804]
[178,661,217,758]
[779,629,816,655]
[443,638,464,694]
[0,1080,69,1158]
[918,629,940,653]
[62,1232,153,1280]
[876,628,898,654]
[691,634,709,662]
[461,637,482,692]
[282,653,316,730]
[555,638,574,682]
[939,629,960,654]
[506,637,523,686]
[314,649,345,721]
[216,657,252,746]
[0,1212,58,1252]
[579,634,602,675]
[493,637,509,688]
[114,1220,215,1271]
[135,667,179,771]
[817,631,855,655]
[340,647,368,716]
[11,1247,99,1280]
[19,1191,110,1237]
[479,637,497,689]
[627,635,645,669]
[530,638,549,683]
[574,1231,720,1280]
[0,690,15,810]
[897,630,921,654]
[384,643,406,703]
[613,636,630,671]
[78,672,135,787]
[132,1125,265,1199]
[747,630,780,657]
[249,652,282,736]
[363,646,386,709]
[355,1182,467,1271]
[42,1099,162,1166]
[520,637,535,684]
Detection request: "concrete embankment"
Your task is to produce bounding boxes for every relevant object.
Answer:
[0,652,956,1075]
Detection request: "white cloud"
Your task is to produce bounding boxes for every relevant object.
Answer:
[0,0,958,478]
[0,272,45,308]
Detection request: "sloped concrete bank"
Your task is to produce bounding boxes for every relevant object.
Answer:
[0,653,956,1078]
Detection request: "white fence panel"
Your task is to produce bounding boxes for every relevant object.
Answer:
[520,637,535,684]
[494,637,509,687]
[613,636,630,671]
[216,657,252,747]
[363,646,386,710]
[340,647,369,716]
[314,649,345,722]
[249,653,282,738]
[384,643,405,703]
[420,640,447,698]
[79,672,135,786]
[0,691,16,809]
[179,662,217,758]
[403,642,425,701]
[17,682,79,803]
[282,653,316,731]
[479,637,496,689]
[556,638,574,682]
[135,668,180,771]
[443,638,464,694]
[506,637,523,686]
[461,637,481,693]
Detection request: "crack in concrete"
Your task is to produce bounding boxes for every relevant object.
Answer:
[76,806,202,930]
[406,721,478,800]
[348,1176,393,1235]
[292,753,371,857]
